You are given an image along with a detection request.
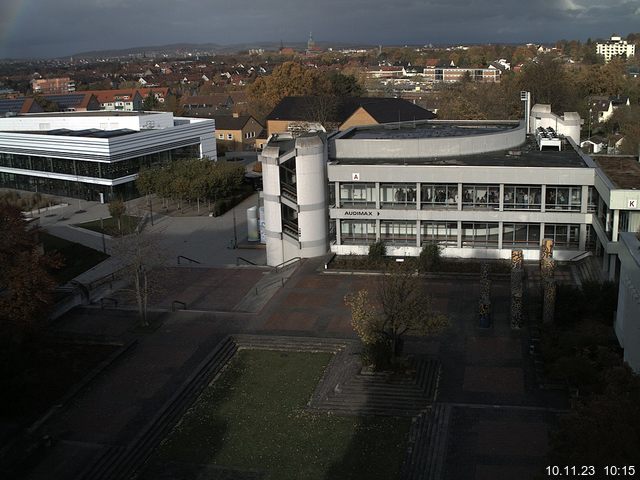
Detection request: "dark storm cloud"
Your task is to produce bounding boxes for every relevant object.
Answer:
[1,0,638,58]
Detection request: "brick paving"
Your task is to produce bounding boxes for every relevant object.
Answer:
[17,257,570,480]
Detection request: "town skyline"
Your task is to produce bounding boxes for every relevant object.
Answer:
[1,0,639,59]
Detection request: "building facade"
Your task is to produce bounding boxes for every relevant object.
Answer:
[596,35,636,62]
[260,115,640,283]
[0,111,216,202]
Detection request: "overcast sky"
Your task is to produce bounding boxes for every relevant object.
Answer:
[1,0,639,59]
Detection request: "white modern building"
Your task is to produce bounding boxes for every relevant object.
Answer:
[259,108,640,284]
[596,35,636,63]
[0,111,216,202]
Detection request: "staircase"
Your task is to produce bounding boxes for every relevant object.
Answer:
[571,255,605,286]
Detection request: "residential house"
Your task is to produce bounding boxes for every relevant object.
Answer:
[266,96,436,137]
[86,89,144,111]
[213,113,263,152]
[590,95,631,124]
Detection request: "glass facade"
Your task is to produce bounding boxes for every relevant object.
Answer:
[0,144,200,201]
[545,186,581,211]
[380,183,416,209]
[421,221,457,246]
[380,220,416,245]
[544,224,580,249]
[341,219,376,244]
[461,222,499,248]
[503,186,542,210]
[421,184,457,209]
[462,184,499,209]
[502,223,541,247]
[339,183,376,208]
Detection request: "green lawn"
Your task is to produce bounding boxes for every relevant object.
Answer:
[41,232,109,283]
[142,350,410,480]
[74,215,140,236]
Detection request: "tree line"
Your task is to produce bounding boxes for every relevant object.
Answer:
[136,158,246,213]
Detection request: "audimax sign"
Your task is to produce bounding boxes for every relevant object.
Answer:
[344,210,380,216]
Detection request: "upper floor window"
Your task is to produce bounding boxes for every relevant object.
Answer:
[462,184,499,209]
[545,186,581,211]
[503,186,541,210]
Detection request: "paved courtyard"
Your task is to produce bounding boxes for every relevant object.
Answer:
[18,255,567,480]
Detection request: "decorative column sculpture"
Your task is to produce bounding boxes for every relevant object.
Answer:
[510,249,524,329]
[479,263,491,327]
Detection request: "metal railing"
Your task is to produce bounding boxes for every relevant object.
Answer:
[171,300,187,311]
[274,257,301,273]
[177,255,201,265]
[568,251,593,263]
[100,297,118,309]
[236,256,258,266]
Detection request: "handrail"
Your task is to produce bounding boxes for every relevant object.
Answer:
[568,251,593,263]
[100,297,118,309]
[177,255,201,265]
[255,277,285,295]
[88,266,128,291]
[274,256,301,273]
[171,300,187,311]
[236,256,258,266]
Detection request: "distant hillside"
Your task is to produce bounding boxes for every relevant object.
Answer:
[70,41,374,59]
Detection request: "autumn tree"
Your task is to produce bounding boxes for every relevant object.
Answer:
[248,62,329,120]
[0,204,61,336]
[108,198,127,233]
[345,263,448,368]
[520,54,578,112]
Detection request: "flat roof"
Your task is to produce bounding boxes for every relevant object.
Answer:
[13,111,160,118]
[330,135,588,168]
[1,128,138,138]
[340,121,519,140]
[595,156,640,189]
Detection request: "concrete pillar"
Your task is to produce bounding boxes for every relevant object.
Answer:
[612,210,620,242]
[375,219,381,241]
[416,182,420,210]
[540,185,546,213]
[579,224,587,251]
[457,183,462,211]
[336,219,342,245]
[498,221,504,250]
[609,254,617,281]
[375,182,380,209]
[499,184,504,212]
[581,185,589,214]
[456,220,462,248]
[416,220,421,247]
[335,182,340,208]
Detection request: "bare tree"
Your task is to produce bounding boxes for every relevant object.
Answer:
[111,230,167,326]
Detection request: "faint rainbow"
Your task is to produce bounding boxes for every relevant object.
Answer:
[0,0,27,55]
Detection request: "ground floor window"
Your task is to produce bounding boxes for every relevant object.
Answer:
[421,221,457,246]
[502,223,541,247]
[340,220,376,245]
[544,224,580,249]
[0,171,137,202]
[461,222,499,248]
[380,220,416,245]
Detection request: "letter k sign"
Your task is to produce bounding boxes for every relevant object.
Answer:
[629,199,637,209]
